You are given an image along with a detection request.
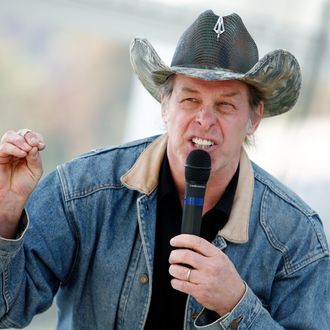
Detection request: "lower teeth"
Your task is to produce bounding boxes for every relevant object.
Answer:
[194,144,210,148]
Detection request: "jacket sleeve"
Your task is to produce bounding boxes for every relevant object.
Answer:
[194,225,330,329]
[195,254,329,329]
[0,170,77,328]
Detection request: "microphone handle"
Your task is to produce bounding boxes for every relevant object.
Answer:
[181,183,206,236]
[181,202,203,235]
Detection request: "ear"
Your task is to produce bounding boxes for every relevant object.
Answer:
[247,101,264,135]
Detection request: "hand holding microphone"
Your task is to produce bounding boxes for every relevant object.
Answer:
[170,150,245,315]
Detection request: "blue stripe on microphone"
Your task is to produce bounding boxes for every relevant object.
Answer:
[184,196,204,206]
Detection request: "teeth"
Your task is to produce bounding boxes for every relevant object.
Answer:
[192,137,214,148]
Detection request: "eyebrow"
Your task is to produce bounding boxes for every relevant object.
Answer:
[221,91,240,97]
[180,86,241,98]
[180,87,199,94]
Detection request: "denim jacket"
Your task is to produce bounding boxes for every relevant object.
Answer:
[0,134,329,329]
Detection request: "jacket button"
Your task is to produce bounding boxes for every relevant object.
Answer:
[139,274,149,284]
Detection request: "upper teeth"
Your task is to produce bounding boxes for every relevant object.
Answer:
[192,137,214,147]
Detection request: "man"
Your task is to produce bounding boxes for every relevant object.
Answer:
[0,9,329,330]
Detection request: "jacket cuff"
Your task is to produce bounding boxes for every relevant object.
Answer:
[0,210,29,255]
[194,282,262,329]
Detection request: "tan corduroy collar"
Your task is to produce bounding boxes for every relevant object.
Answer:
[121,134,254,244]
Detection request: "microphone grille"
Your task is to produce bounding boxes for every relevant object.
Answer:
[185,150,211,184]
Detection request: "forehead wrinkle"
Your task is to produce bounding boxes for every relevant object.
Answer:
[178,86,240,97]
[175,78,247,100]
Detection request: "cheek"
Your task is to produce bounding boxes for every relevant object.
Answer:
[167,112,189,132]
[221,117,250,143]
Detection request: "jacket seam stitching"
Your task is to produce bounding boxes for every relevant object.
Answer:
[277,254,329,279]
[70,137,156,162]
[260,188,291,275]
[246,300,262,329]
[254,172,315,217]
[0,270,21,328]
[63,184,125,201]
[56,170,81,287]
[260,187,329,278]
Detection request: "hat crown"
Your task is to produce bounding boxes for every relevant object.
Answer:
[171,10,259,73]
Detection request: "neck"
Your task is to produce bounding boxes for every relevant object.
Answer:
[202,163,239,214]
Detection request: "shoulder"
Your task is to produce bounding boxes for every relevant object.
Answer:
[251,162,329,275]
[62,135,157,171]
[252,162,315,216]
[54,135,160,198]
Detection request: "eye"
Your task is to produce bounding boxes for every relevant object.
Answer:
[178,97,200,109]
[182,98,198,103]
[217,101,236,112]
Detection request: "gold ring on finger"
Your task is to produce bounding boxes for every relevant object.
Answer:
[186,268,192,282]
[17,128,32,139]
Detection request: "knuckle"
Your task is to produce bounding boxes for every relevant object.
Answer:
[168,250,176,263]
[180,280,189,291]
[35,132,44,140]
[180,267,187,279]
[1,130,15,143]
[193,235,203,245]
[0,141,11,154]
[181,249,191,260]
[195,236,206,250]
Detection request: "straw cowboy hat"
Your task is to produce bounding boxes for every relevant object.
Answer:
[130,9,302,117]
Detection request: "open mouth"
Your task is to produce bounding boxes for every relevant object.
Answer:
[192,137,215,149]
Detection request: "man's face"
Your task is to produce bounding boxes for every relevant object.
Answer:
[161,75,263,179]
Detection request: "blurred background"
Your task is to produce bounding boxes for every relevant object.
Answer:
[1,0,329,328]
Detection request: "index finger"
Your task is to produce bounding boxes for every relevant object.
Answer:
[170,234,219,257]
[19,130,45,151]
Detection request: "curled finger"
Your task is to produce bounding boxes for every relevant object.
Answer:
[169,247,204,270]
[170,234,219,257]
[17,129,45,150]
[17,128,32,139]
[0,141,28,160]
[169,264,192,281]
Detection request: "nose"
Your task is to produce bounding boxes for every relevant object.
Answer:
[195,107,216,131]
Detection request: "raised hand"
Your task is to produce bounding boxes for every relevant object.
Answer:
[0,129,45,238]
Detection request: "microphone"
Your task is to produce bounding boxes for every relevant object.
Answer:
[181,149,211,236]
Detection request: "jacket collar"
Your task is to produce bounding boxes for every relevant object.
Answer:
[121,134,253,244]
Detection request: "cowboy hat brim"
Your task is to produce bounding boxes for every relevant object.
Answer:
[130,38,302,117]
